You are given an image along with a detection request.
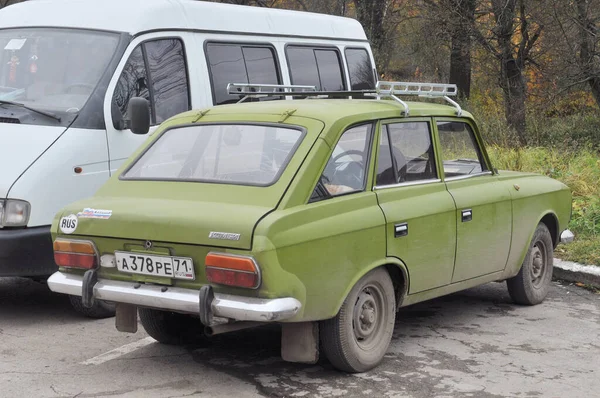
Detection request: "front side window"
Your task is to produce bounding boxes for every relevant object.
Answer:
[376,122,437,186]
[113,38,190,127]
[287,46,345,91]
[437,122,487,178]
[0,28,119,126]
[345,48,375,90]
[123,124,303,186]
[206,43,280,105]
[313,124,372,199]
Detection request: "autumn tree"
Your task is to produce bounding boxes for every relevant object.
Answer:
[472,0,545,145]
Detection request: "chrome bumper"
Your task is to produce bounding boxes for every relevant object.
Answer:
[47,271,301,323]
[560,229,575,244]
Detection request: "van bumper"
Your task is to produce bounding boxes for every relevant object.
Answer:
[47,271,302,324]
[0,226,57,277]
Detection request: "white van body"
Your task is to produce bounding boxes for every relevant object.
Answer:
[0,0,376,278]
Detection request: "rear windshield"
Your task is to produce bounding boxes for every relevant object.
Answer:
[122,124,304,186]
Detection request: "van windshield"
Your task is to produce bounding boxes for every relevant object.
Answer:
[122,124,304,186]
[0,28,119,126]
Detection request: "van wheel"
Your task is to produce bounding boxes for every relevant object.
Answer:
[69,295,116,319]
[507,223,554,305]
[320,267,396,373]
[139,308,204,345]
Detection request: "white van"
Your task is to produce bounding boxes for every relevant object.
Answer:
[0,0,376,315]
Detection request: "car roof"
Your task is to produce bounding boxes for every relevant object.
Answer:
[0,0,367,40]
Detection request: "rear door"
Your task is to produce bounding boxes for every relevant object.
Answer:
[374,119,456,293]
[435,120,512,282]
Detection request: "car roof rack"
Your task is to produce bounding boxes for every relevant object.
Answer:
[226,81,462,117]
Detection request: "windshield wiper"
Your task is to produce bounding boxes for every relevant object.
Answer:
[0,100,61,122]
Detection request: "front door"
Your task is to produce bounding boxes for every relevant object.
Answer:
[104,35,192,174]
[374,119,457,294]
[435,120,512,282]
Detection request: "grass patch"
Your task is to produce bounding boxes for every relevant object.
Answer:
[487,146,600,266]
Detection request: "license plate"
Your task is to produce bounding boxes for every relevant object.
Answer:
[115,251,195,280]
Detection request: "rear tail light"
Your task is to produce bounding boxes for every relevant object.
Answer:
[205,253,260,289]
[53,238,98,270]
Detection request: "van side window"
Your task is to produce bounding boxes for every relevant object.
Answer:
[345,48,375,90]
[287,46,345,91]
[145,39,190,124]
[206,43,281,105]
[112,38,190,127]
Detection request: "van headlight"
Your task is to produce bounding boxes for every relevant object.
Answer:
[0,199,31,227]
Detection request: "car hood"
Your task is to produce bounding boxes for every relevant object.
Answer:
[0,124,64,198]
[56,194,274,250]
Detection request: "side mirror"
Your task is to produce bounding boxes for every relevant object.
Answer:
[127,97,150,135]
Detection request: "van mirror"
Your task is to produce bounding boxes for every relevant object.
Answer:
[128,97,150,135]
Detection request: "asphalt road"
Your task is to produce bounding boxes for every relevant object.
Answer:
[1,277,598,398]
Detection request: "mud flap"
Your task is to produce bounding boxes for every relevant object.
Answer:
[115,303,138,333]
[199,285,215,326]
[281,322,319,364]
[81,269,98,308]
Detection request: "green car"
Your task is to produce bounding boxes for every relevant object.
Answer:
[48,82,573,373]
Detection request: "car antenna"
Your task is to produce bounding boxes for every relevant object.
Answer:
[193,109,210,123]
[279,109,297,123]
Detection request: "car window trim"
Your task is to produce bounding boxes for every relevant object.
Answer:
[204,40,283,106]
[119,121,307,188]
[374,178,442,190]
[444,171,494,182]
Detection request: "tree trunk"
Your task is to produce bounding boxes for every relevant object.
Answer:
[448,0,475,99]
[353,0,388,73]
[576,0,600,107]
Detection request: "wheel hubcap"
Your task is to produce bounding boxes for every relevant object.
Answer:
[353,285,384,349]
[530,242,547,287]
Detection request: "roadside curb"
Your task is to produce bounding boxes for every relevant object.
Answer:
[553,258,600,288]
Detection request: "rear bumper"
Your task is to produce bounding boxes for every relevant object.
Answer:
[560,229,575,244]
[0,226,56,277]
[47,271,301,323]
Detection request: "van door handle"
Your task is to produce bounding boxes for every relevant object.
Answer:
[394,222,408,237]
[461,209,472,222]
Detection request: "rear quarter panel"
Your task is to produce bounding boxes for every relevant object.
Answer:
[497,171,572,279]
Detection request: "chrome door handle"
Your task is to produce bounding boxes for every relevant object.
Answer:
[394,222,408,237]
[461,209,472,222]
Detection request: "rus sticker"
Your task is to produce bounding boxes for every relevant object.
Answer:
[59,214,78,234]
[77,208,113,219]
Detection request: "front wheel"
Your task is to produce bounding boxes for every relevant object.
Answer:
[507,223,554,305]
[320,267,396,373]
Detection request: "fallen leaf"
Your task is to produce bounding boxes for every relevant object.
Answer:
[575,282,585,287]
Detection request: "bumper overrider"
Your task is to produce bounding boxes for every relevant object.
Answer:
[560,229,575,244]
[47,270,302,325]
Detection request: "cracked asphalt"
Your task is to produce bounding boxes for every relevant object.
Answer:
[1,277,599,398]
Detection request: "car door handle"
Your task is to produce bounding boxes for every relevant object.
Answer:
[461,209,473,222]
[394,222,408,237]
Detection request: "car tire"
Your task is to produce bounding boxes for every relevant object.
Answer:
[507,223,554,305]
[69,295,116,319]
[320,267,396,373]
[139,308,204,345]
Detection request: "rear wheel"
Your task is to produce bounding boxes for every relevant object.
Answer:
[507,223,554,305]
[69,295,115,319]
[320,267,396,373]
[139,308,204,345]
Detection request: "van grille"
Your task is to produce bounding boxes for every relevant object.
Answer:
[0,117,20,124]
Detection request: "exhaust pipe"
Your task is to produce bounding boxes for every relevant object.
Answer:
[205,321,265,336]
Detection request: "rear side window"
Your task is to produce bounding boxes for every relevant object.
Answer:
[287,46,345,91]
[206,43,281,105]
[345,48,375,90]
[112,38,190,127]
